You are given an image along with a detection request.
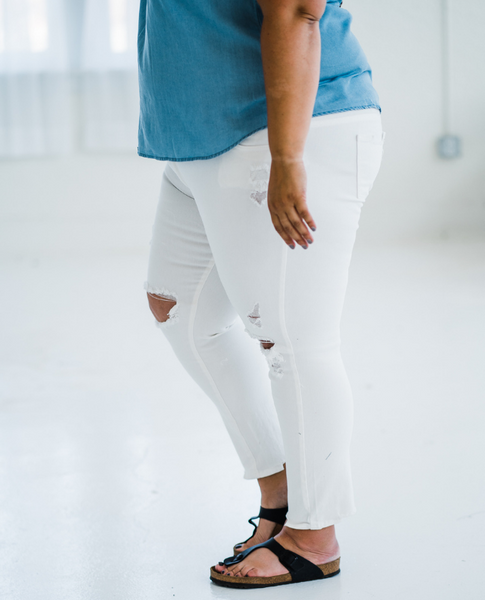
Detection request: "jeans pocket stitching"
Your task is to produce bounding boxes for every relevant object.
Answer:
[356,133,385,201]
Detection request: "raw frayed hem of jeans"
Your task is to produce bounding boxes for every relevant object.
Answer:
[284,509,357,530]
[243,463,286,481]
[144,282,179,325]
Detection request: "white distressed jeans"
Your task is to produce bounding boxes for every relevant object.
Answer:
[146,108,385,529]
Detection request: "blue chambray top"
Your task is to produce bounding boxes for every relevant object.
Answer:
[137,0,380,162]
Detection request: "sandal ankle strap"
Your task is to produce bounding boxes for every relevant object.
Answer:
[257,505,288,525]
[234,506,289,551]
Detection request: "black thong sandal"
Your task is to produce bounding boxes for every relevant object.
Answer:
[232,506,288,555]
[210,537,340,589]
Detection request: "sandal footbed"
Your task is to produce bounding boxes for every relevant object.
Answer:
[210,558,340,589]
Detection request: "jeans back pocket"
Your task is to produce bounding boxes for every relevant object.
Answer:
[356,132,386,201]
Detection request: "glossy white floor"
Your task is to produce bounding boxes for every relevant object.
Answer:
[1,239,484,600]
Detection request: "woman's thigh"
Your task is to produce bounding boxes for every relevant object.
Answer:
[172,109,384,347]
[146,167,238,333]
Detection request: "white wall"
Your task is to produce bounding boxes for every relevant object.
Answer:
[348,0,485,240]
[0,153,163,257]
[1,0,484,257]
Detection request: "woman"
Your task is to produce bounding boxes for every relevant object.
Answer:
[137,0,384,589]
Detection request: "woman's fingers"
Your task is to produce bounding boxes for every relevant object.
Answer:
[272,208,315,248]
[279,212,310,248]
[287,204,315,244]
[267,159,317,248]
[298,204,317,233]
[272,200,316,248]
[271,213,296,248]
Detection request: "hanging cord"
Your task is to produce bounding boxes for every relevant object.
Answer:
[441,0,451,135]
[437,0,461,158]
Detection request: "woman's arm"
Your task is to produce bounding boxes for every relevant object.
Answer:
[257,0,327,248]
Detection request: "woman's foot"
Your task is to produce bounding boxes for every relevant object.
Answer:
[236,468,288,552]
[216,525,340,578]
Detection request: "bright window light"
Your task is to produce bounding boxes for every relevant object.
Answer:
[109,0,128,53]
[28,0,49,53]
[0,0,4,53]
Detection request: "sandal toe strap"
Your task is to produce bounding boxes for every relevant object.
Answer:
[223,537,325,583]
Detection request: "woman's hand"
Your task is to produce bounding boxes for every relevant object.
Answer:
[268,158,316,249]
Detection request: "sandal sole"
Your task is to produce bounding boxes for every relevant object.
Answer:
[210,558,340,589]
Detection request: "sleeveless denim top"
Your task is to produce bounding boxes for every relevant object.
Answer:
[137,0,381,162]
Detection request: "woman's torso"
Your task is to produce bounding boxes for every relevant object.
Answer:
[137,0,381,162]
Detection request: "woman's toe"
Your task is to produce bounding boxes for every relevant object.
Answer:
[240,564,255,577]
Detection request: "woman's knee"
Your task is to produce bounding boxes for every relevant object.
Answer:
[147,292,177,323]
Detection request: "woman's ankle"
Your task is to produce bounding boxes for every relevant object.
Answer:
[260,485,287,509]
[258,468,288,509]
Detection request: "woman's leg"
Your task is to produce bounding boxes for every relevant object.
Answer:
[173,109,384,573]
[146,166,286,481]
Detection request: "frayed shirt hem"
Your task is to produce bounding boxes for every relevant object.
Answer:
[138,103,381,163]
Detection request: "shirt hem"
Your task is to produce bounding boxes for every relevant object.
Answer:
[137,103,381,162]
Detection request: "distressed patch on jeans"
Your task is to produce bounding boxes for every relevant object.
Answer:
[249,164,270,205]
[247,303,262,327]
[260,342,284,378]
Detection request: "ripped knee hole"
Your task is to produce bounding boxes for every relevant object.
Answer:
[147,292,177,323]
